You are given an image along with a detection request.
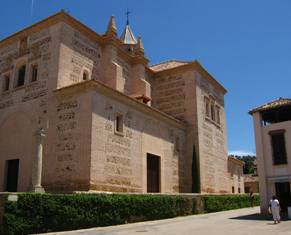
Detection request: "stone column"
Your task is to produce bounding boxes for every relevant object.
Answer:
[253,112,267,214]
[31,128,45,193]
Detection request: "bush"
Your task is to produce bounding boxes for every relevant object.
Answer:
[2,194,194,235]
[2,193,259,235]
[203,195,260,213]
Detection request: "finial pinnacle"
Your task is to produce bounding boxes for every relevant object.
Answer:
[136,36,144,53]
[106,15,117,36]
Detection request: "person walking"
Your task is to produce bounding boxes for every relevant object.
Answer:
[249,192,254,207]
[269,196,281,224]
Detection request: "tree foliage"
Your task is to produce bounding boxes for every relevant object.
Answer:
[230,155,256,174]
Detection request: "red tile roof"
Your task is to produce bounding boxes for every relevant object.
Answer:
[150,60,190,72]
[249,97,291,114]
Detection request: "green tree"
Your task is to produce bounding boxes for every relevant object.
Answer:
[230,155,256,174]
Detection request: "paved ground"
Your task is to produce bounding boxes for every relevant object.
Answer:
[45,207,291,235]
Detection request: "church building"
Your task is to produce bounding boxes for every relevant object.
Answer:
[0,11,230,194]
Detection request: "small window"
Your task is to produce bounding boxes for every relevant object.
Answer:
[31,64,38,82]
[216,106,220,124]
[83,71,89,81]
[232,186,234,193]
[3,74,10,92]
[19,37,28,55]
[271,132,287,165]
[238,188,241,193]
[115,113,123,133]
[205,97,210,118]
[211,103,215,121]
[16,65,26,87]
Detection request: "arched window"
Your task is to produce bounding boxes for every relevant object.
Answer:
[16,64,26,87]
[82,70,89,81]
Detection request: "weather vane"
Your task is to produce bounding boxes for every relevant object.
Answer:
[126,8,131,25]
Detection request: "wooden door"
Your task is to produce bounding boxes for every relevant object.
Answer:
[6,159,19,192]
[147,154,160,193]
[275,182,290,212]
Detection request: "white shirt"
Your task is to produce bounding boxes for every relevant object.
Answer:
[270,199,280,209]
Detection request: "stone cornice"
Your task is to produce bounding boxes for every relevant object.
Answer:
[148,61,227,95]
[0,11,100,48]
[54,80,185,130]
[0,11,149,66]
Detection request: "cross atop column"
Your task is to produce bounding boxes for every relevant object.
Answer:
[126,8,131,25]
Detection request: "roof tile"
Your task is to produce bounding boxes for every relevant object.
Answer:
[249,97,291,114]
[150,60,190,72]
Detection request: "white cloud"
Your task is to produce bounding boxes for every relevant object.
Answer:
[228,150,256,156]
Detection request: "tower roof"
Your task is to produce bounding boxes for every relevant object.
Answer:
[150,60,191,72]
[120,25,137,45]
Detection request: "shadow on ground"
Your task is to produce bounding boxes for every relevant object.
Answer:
[229,213,289,221]
[229,213,267,221]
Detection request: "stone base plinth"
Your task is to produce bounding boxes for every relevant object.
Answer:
[30,186,45,193]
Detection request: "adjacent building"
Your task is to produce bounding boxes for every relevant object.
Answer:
[227,156,244,194]
[244,174,259,193]
[0,11,230,194]
[244,159,259,193]
[250,98,291,214]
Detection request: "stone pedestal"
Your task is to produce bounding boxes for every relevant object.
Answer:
[31,128,45,193]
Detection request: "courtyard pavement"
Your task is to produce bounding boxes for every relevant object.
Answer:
[44,207,291,235]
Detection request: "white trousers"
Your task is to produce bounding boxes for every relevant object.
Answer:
[271,207,280,221]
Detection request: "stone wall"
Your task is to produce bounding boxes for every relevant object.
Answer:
[151,73,187,121]
[90,90,186,193]
[0,23,61,192]
[150,68,228,193]
[57,23,101,88]
[42,92,92,192]
[151,70,196,192]
[195,71,229,193]
[227,159,245,194]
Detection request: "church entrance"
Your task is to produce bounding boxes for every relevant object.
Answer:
[275,182,290,212]
[5,159,19,192]
[147,154,160,193]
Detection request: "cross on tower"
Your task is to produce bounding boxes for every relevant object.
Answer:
[126,8,131,25]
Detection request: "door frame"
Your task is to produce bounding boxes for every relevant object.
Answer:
[146,153,161,193]
[275,181,291,212]
[4,159,20,192]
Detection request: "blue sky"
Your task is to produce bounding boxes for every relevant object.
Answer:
[1,0,291,156]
